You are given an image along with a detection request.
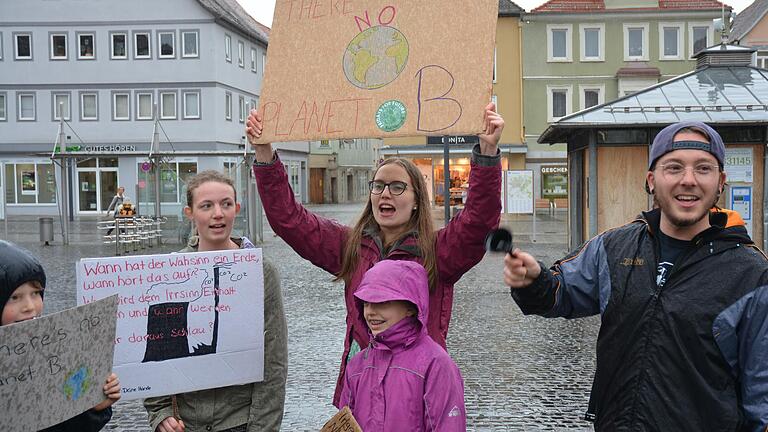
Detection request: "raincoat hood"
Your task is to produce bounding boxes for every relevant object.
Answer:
[0,240,46,312]
[353,260,429,330]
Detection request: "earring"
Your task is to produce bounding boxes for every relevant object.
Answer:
[413,206,417,210]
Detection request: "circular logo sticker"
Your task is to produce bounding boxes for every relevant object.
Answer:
[376,100,407,132]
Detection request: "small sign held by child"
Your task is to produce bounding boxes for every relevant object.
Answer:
[0,295,118,431]
[320,406,362,432]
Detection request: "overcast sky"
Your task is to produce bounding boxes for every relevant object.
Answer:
[238,0,753,28]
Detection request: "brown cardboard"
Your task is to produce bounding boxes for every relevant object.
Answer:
[255,0,499,143]
[320,406,363,432]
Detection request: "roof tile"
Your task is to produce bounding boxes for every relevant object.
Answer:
[531,0,730,13]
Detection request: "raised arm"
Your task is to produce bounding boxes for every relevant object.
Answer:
[247,109,349,274]
[436,103,502,283]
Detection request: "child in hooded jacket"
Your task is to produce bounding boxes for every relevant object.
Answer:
[0,240,120,432]
[340,260,466,431]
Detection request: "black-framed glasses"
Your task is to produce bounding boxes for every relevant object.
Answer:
[369,180,408,195]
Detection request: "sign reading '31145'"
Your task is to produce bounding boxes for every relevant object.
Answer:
[725,148,753,183]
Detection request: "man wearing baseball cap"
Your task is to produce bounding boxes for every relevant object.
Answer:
[503,121,768,430]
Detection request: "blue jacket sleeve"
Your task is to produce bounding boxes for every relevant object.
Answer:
[511,234,611,318]
[713,284,768,432]
[740,285,768,431]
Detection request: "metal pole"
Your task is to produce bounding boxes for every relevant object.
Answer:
[151,104,162,222]
[443,136,451,223]
[2,180,7,235]
[532,173,537,243]
[62,158,71,244]
[763,126,768,250]
[134,184,140,216]
[56,113,69,244]
[588,130,598,238]
[154,156,161,219]
[244,154,261,242]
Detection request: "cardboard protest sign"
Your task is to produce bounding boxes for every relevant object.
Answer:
[255,0,499,143]
[321,406,363,432]
[76,249,264,400]
[0,295,118,432]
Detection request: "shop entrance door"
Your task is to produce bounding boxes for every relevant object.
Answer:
[77,171,98,212]
[75,158,119,214]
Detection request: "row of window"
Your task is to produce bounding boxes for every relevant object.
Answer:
[225,92,258,124]
[2,30,267,73]
[224,33,266,73]
[547,85,605,121]
[4,157,303,207]
[0,90,202,122]
[546,22,713,63]
[4,162,57,205]
[3,30,198,61]
[2,159,198,206]
[1,90,260,124]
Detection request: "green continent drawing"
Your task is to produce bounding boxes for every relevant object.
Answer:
[376,100,407,132]
[343,26,409,90]
[63,366,91,401]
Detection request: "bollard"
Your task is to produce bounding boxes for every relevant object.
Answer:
[39,217,54,245]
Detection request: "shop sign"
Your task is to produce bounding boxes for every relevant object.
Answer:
[82,145,137,153]
[427,135,479,145]
[541,165,568,199]
[541,166,567,174]
[724,148,753,183]
[54,144,138,153]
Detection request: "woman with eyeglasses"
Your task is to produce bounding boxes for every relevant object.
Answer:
[246,102,503,407]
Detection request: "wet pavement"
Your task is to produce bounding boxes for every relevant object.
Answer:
[1,205,597,431]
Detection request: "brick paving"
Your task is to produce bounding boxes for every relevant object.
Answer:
[2,205,596,431]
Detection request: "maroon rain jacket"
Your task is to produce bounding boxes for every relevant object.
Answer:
[253,147,500,405]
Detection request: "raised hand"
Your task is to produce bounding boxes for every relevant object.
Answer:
[478,102,504,156]
[246,109,274,163]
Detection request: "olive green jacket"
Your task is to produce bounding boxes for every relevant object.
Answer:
[143,237,287,432]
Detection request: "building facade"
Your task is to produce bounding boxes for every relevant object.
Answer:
[379,0,526,209]
[523,0,728,201]
[0,0,309,219]
[308,138,379,204]
[731,0,768,68]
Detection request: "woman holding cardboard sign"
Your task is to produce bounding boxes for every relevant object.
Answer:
[143,170,288,432]
[246,103,502,406]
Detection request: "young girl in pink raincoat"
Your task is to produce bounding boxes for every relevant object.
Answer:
[340,260,466,431]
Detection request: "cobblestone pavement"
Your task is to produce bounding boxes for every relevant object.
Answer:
[1,205,597,431]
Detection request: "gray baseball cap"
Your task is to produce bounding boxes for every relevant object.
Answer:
[648,121,725,170]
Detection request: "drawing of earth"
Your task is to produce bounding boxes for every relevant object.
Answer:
[343,26,409,90]
[63,366,91,401]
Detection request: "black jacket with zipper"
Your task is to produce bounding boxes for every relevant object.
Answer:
[512,208,768,431]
